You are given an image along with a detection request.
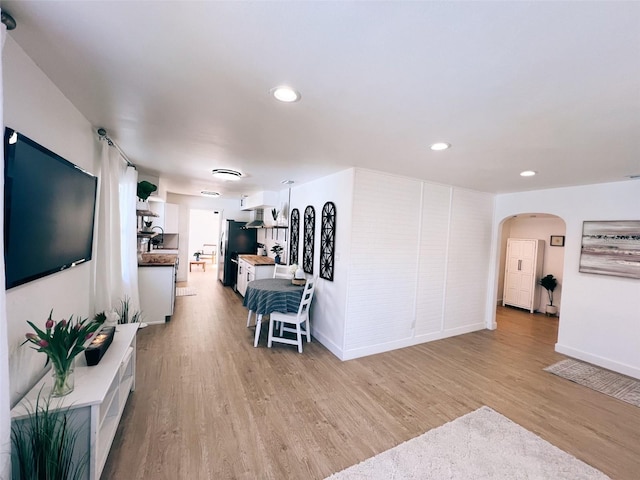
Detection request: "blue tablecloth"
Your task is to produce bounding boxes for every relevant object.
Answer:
[243,278,304,315]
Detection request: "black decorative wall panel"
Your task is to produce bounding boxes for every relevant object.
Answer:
[320,202,336,281]
[303,206,315,274]
[289,208,300,266]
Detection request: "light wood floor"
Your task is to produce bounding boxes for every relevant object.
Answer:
[102,268,640,479]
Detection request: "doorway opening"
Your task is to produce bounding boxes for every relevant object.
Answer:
[188,209,221,278]
[495,213,566,343]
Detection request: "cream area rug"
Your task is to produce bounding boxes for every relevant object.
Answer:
[176,287,196,297]
[326,406,609,480]
[545,358,640,407]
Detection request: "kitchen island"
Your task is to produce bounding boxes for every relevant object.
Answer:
[138,253,178,324]
[237,255,276,296]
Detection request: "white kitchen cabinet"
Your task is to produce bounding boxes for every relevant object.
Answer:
[149,202,180,233]
[241,191,279,211]
[11,324,138,480]
[237,258,275,297]
[503,238,544,313]
[138,263,177,324]
[237,259,249,296]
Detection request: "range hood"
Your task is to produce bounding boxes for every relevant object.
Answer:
[244,209,265,228]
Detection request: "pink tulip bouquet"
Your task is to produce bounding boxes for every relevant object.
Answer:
[23,309,101,396]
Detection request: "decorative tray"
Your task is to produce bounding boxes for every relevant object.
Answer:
[292,278,306,286]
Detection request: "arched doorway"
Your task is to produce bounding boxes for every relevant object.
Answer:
[495,213,567,341]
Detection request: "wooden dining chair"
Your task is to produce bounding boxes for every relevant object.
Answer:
[273,264,292,279]
[267,278,316,353]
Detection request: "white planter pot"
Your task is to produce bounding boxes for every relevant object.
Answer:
[545,305,558,316]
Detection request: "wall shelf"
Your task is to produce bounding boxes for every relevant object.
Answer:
[137,231,159,239]
[136,209,159,217]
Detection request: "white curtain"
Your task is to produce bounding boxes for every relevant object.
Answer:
[120,166,140,313]
[0,17,11,480]
[94,142,139,315]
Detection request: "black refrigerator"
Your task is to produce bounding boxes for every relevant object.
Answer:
[218,220,257,286]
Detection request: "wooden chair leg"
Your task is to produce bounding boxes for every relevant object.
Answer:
[296,322,303,353]
[304,315,311,343]
[253,314,263,348]
[267,318,274,348]
[246,310,254,327]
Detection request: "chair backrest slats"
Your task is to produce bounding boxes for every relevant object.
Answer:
[273,264,292,279]
[297,280,315,315]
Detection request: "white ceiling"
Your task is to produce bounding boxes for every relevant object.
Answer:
[2,1,640,199]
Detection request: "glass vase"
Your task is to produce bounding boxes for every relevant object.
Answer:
[51,358,75,397]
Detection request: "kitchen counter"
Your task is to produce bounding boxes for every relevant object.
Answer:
[239,255,276,266]
[138,253,178,266]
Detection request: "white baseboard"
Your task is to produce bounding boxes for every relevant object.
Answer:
[555,343,640,380]
[312,329,344,360]
[337,322,486,361]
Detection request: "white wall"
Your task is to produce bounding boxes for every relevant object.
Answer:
[342,169,494,360]
[4,37,99,406]
[492,181,640,379]
[289,169,354,357]
[188,208,219,259]
[499,215,566,312]
[166,193,250,282]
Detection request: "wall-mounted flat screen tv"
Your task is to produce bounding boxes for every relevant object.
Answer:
[4,128,98,289]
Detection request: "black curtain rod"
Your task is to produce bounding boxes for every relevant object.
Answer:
[97,128,135,168]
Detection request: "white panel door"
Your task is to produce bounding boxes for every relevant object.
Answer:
[503,239,540,312]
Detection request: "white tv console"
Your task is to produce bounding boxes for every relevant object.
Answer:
[11,323,138,480]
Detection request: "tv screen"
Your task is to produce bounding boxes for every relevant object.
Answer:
[4,128,98,289]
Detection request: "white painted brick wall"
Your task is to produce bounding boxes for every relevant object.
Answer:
[344,169,494,357]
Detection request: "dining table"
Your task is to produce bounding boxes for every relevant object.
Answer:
[243,278,305,347]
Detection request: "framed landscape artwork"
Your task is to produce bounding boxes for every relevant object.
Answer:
[579,221,640,279]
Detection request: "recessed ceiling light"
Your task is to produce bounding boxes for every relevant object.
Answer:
[211,168,242,181]
[201,191,220,197]
[430,142,450,151]
[281,179,295,185]
[520,170,537,177]
[271,86,301,103]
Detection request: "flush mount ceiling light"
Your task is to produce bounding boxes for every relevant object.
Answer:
[270,86,301,103]
[520,170,537,177]
[211,168,242,181]
[430,142,451,151]
[201,191,221,197]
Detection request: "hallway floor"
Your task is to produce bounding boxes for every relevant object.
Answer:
[102,270,639,479]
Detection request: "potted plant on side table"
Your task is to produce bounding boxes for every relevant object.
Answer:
[538,274,558,316]
[271,244,284,264]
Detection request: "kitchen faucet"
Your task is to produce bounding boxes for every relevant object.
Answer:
[150,226,164,249]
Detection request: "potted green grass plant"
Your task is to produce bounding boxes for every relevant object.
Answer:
[12,389,88,480]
